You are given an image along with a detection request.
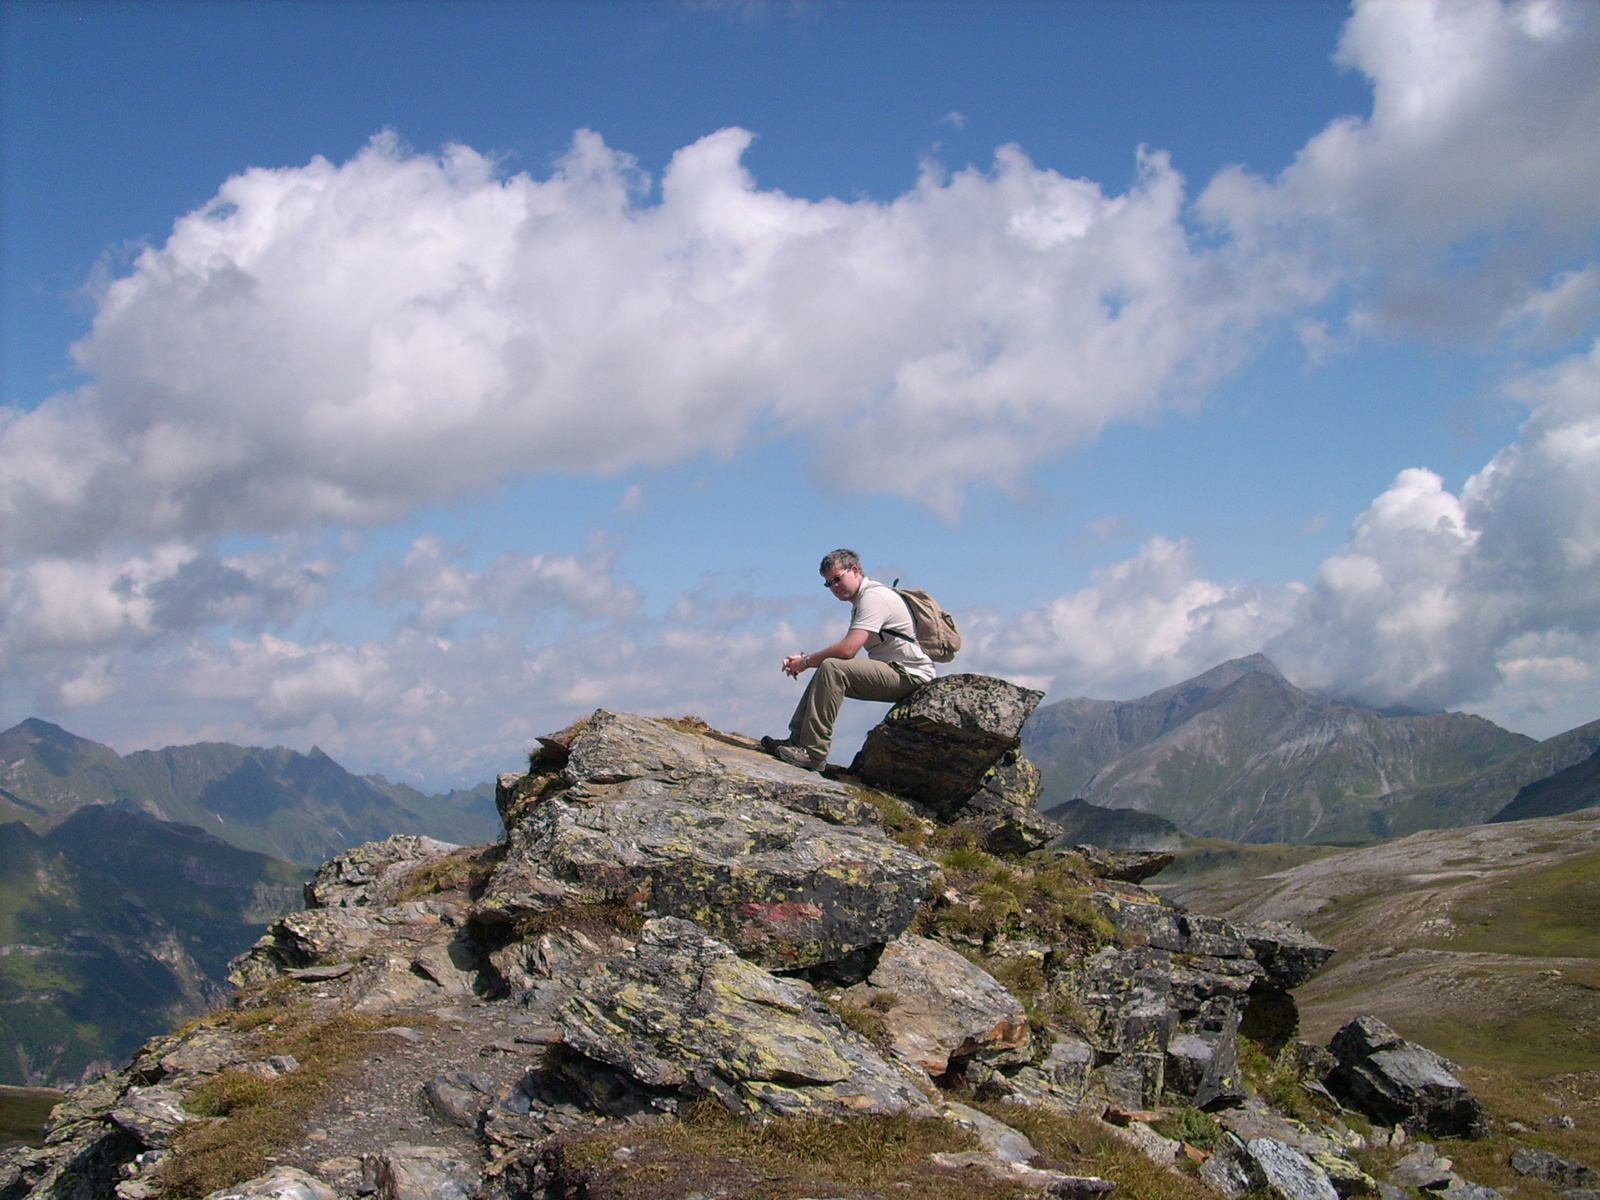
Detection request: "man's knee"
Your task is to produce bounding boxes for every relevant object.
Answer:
[817,658,848,681]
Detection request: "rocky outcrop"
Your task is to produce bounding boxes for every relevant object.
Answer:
[1327,1015,1487,1138]
[0,704,1382,1200]
[852,674,1044,815]
[479,710,937,969]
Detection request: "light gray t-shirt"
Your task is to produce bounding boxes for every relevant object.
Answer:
[850,580,937,682]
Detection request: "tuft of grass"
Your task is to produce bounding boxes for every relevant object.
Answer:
[1152,1106,1220,1151]
[156,1007,404,1198]
[915,847,1117,962]
[971,1098,1213,1200]
[546,1097,1042,1199]
[497,900,647,946]
[395,843,501,901]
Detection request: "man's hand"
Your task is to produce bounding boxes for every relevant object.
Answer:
[783,653,809,678]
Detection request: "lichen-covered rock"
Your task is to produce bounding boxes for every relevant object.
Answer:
[479,711,936,970]
[556,917,934,1120]
[1327,1016,1487,1138]
[850,675,1045,815]
[841,934,1030,1075]
[306,835,462,909]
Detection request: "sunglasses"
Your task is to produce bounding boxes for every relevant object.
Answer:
[823,570,850,588]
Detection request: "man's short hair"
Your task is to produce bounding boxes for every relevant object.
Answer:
[820,548,860,575]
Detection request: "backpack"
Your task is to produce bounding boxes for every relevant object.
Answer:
[875,578,961,663]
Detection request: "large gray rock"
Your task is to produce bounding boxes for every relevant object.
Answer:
[1245,1138,1341,1200]
[1327,1016,1487,1138]
[840,934,1030,1074]
[556,917,934,1120]
[1201,1135,1341,1200]
[850,675,1045,815]
[479,711,937,970]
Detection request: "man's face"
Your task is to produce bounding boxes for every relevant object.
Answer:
[822,562,862,601]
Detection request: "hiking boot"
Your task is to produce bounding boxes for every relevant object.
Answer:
[759,735,789,756]
[774,744,825,772]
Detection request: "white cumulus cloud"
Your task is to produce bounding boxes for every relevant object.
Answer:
[972,341,1600,734]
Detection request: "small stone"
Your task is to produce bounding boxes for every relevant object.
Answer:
[371,1027,422,1042]
[286,963,356,981]
[1049,1179,1116,1199]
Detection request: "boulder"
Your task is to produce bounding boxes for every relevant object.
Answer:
[556,917,934,1120]
[1510,1148,1596,1191]
[850,675,1045,815]
[1326,1016,1487,1138]
[1388,1145,1454,1190]
[1202,1135,1341,1200]
[479,711,937,970]
[944,1100,1038,1164]
[840,934,1030,1075]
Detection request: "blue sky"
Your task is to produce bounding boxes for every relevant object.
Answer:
[3,0,1598,788]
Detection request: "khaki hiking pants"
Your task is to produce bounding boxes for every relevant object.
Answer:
[788,658,920,759]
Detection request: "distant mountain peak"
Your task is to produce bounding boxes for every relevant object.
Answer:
[1024,655,1534,844]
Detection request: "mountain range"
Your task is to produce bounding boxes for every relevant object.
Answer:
[0,719,500,866]
[1022,654,1600,843]
[0,805,306,1086]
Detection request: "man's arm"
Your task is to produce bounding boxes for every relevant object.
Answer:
[783,628,870,677]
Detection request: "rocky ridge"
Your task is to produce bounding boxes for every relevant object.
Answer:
[0,676,1548,1200]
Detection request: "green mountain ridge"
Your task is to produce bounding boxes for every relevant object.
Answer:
[1023,654,1540,843]
[1376,714,1600,834]
[0,719,500,866]
[0,807,306,1087]
[1488,741,1600,824]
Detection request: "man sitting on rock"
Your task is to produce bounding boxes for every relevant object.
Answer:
[763,548,936,771]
